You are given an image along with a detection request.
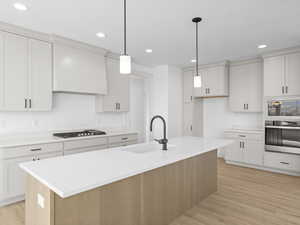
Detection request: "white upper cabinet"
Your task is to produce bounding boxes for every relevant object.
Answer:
[229,59,263,112]
[183,71,193,103]
[194,62,229,98]
[0,32,52,111]
[264,52,300,97]
[0,33,3,109]
[264,56,285,97]
[3,33,28,111]
[95,58,130,112]
[53,37,107,95]
[29,39,52,111]
[285,52,300,96]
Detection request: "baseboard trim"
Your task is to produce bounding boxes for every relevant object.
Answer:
[225,160,300,176]
[0,195,24,207]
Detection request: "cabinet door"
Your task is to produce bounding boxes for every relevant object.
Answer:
[229,65,249,111]
[264,56,285,97]
[205,67,222,96]
[244,140,264,166]
[247,62,263,112]
[102,59,129,112]
[4,33,28,111]
[0,32,4,110]
[29,39,52,111]
[183,103,193,136]
[285,53,300,96]
[4,156,34,199]
[183,71,193,103]
[225,140,243,162]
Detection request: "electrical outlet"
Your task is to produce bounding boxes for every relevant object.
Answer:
[0,120,6,128]
[37,193,45,209]
[32,120,39,128]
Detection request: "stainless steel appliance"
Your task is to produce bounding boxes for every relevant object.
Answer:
[265,120,300,155]
[53,130,106,138]
[267,99,300,117]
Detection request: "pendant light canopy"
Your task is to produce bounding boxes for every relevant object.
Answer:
[120,0,131,74]
[192,17,202,88]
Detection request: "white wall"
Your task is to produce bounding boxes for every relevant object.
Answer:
[168,66,183,137]
[149,65,183,139]
[0,93,127,135]
[201,97,263,138]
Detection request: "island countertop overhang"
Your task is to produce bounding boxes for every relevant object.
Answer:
[20,136,233,198]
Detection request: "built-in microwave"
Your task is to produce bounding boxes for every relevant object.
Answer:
[265,120,300,155]
[266,99,300,120]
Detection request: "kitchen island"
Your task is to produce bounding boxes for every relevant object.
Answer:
[20,137,233,225]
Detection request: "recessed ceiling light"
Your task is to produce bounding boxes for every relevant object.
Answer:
[258,44,267,49]
[145,49,153,53]
[96,32,106,38]
[13,2,28,11]
[190,59,196,63]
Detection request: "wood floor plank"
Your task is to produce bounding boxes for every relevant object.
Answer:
[1,159,300,225]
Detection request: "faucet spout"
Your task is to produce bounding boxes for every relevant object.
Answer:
[150,115,168,150]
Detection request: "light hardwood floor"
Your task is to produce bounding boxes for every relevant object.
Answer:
[1,159,300,225]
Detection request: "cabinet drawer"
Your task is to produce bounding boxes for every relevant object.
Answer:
[264,152,300,172]
[1,142,63,159]
[64,137,108,150]
[109,140,138,148]
[108,134,138,144]
[224,132,263,141]
[64,145,108,156]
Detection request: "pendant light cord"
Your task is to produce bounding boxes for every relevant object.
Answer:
[196,22,199,76]
[124,0,127,55]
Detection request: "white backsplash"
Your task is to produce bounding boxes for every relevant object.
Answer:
[0,93,128,135]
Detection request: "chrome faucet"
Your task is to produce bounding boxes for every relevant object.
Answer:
[150,115,168,150]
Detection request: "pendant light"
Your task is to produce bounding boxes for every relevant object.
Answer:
[120,0,131,74]
[192,17,202,88]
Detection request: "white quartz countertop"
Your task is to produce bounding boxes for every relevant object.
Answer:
[0,130,138,148]
[20,136,233,198]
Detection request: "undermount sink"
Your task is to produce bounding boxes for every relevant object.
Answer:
[123,143,176,154]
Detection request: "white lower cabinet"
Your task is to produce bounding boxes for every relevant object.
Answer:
[224,130,264,166]
[0,133,138,206]
[0,151,62,205]
[264,152,300,173]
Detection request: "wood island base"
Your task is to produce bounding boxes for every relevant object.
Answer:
[26,150,217,225]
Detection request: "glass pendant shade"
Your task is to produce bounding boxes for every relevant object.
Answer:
[194,75,202,88]
[120,55,131,74]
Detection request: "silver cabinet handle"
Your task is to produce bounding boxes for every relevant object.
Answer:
[25,99,27,108]
[243,104,245,110]
[208,88,210,94]
[29,99,32,108]
[242,142,245,148]
[30,148,42,152]
[122,137,128,140]
[285,86,288,94]
[239,135,246,138]
[240,141,242,149]
[280,162,289,165]
[282,86,285,94]
[246,104,248,110]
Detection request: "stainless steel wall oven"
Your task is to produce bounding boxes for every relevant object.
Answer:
[265,120,300,155]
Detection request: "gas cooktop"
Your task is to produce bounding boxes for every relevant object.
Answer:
[53,130,106,139]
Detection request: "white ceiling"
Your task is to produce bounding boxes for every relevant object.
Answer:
[0,0,300,67]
